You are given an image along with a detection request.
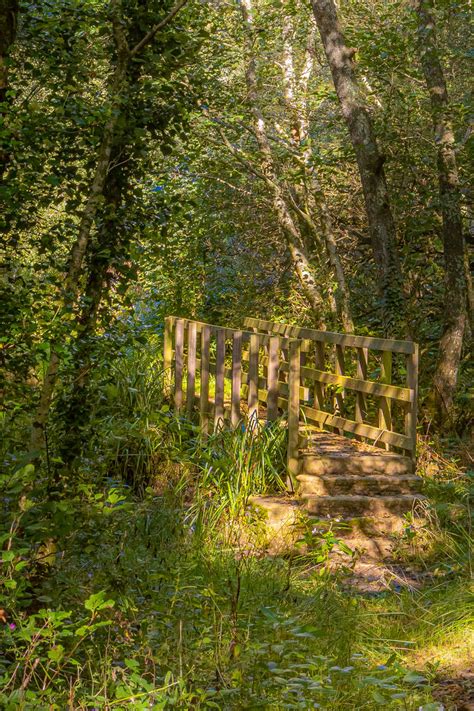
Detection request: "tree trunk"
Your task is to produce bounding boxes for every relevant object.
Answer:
[29,0,189,454]
[240,0,326,327]
[311,0,403,334]
[0,0,19,178]
[281,15,354,332]
[29,20,130,455]
[416,0,468,419]
[58,145,129,464]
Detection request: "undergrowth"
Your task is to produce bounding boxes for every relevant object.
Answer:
[1,464,444,710]
[1,350,471,709]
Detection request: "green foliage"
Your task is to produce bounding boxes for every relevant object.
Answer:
[2,373,469,707]
[0,464,440,709]
[0,0,472,707]
[187,420,287,532]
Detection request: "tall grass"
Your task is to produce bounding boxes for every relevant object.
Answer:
[184,419,287,536]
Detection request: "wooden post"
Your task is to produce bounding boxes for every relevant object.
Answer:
[214,329,225,430]
[378,350,393,450]
[247,332,259,428]
[287,339,301,489]
[163,316,173,398]
[174,319,184,412]
[405,343,418,460]
[314,340,326,411]
[267,336,279,421]
[186,321,197,418]
[334,344,345,433]
[355,346,368,435]
[200,325,210,435]
[231,331,242,428]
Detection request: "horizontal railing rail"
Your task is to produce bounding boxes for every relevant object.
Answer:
[243,317,417,354]
[242,317,418,459]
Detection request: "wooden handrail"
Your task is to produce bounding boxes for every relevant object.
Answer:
[163,316,418,466]
[242,316,418,459]
[163,316,302,474]
[243,317,416,354]
[165,315,294,347]
[175,350,413,403]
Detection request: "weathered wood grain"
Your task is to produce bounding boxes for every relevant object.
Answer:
[231,330,243,427]
[174,319,184,412]
[200,325,210,435]
[186,321,197,417]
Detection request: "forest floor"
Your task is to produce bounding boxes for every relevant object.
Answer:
[1,418,472,709]
[2,479,472,709]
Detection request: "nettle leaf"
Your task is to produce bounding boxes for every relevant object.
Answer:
[84,590,115,612]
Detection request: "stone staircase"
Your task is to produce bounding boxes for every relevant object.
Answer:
[251,429,425,562]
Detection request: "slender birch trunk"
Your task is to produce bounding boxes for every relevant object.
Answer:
[311,0,403,334]
[281,16,354,332]
[240,0,326,326]
[416,0,468,418]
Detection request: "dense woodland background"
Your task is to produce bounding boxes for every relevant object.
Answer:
[0,0,473,708]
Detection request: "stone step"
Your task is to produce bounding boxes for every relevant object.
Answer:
[330,536,395,560]
[309,513,412,536]
[248,495,420,554]
[302,494,425,521]
[299,452,413,477]
[297,473,422,496]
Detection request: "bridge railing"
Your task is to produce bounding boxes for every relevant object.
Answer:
[163,316,418,474]
[243,318,418,460]
[163,316,302,475]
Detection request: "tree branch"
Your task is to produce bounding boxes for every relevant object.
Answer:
[130,0,189,57]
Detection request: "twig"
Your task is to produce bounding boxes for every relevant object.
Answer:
[130,0,189,57]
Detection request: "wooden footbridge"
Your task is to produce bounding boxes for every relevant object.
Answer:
[164,315,423,556]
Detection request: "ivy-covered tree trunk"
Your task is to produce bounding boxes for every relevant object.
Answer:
[416,0,468,419]
[59,145,130,464]
[311,0,403,334]
[29,17,131,455]
[0,0,19,178]
[29,0,188,455]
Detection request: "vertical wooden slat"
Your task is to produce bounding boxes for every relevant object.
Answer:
[378,350,393,450]
[231,331,242,428]
[355,347,368,430]
[163,316,173,398]
[405,343,419,460]
[314,340,326,411]
[333,344,345,433]
[266,336,279,421]
[200,325,210,435]
[174,319,184,412]
[186,321,197,417]
[287,339,301,489]
[247,333,259,427]
[214,328,225,430]
[300,339,310,367]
